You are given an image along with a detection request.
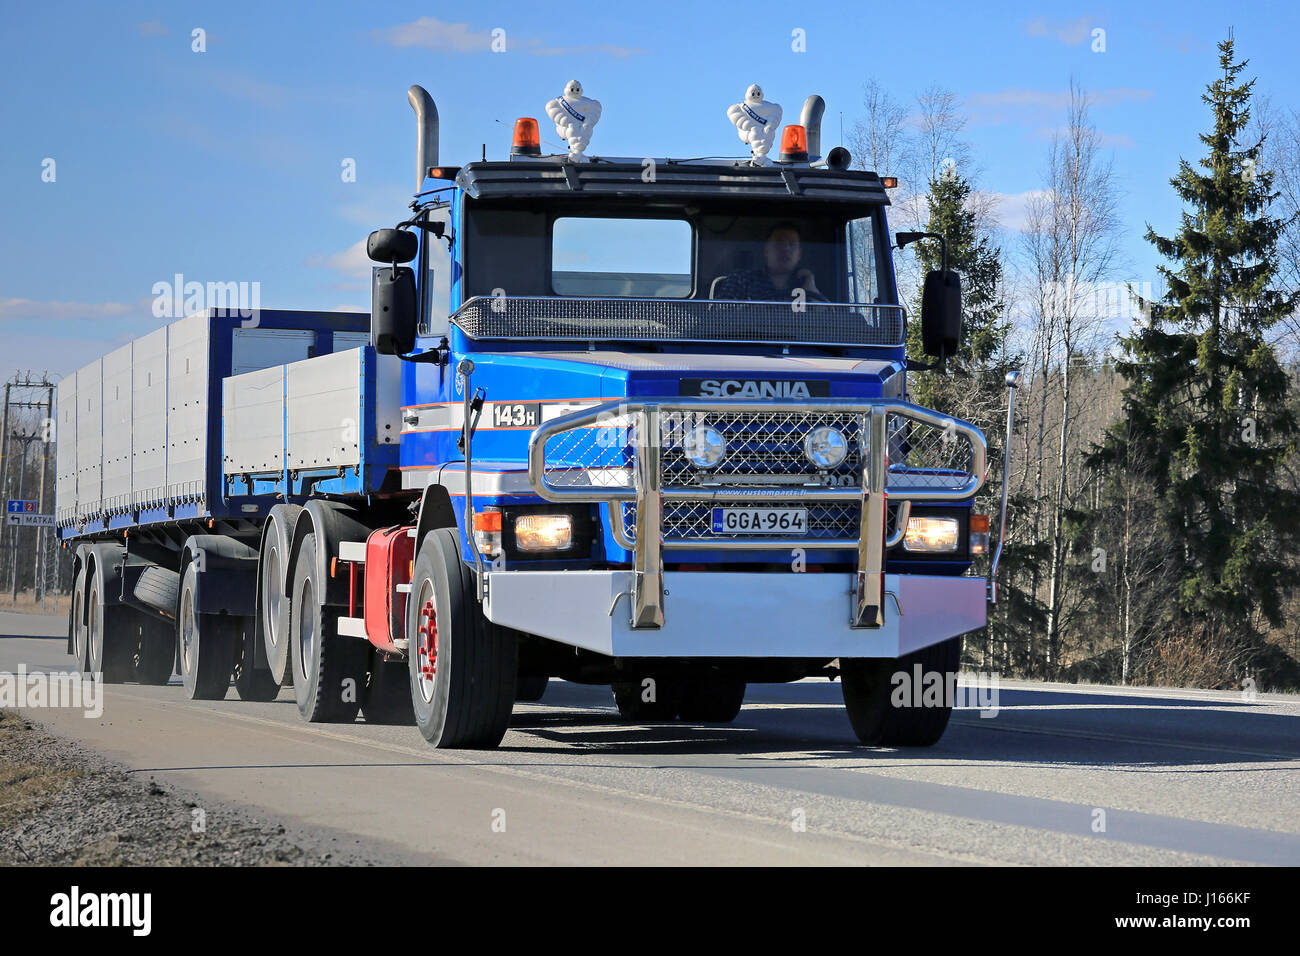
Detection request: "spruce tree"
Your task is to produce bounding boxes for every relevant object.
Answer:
[1091,37,1300,639]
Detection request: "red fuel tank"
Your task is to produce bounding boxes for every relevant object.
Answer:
[365,526,415,653]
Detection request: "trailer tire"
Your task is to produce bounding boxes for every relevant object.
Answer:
[260,509,300,688]
[290,532,368,722]
[407,528,517,749]
[70,560,89,673]
[132,612,175,685]
[841,636,962,747]
[515,675,549,702]
[677,678,746,723]
[177,562,236,700]
[612,678,679,721]
[233,616,281,701]
[360,650,416,725]
[87,566,135,683]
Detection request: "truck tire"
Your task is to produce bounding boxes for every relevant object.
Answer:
[177,562,236,700]
[612,678,679,721]
[407,528,517,748]
[360,650,416,725]
[841,636,962,747]
[260,507,300,687]
[87,565,135,683]
[515,674,549,702]
[233,615,281,702]
[70,560,89,673]
[132,612,175,685]
[290,532,369,722]
[677,678,746,723]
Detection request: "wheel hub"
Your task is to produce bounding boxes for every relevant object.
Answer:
[416,598,438,699]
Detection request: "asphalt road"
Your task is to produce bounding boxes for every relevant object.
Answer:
[2,609,1297,866]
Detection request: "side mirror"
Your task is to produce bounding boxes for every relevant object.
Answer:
[371,266,417,355]
[367,228,418,264]
[920,269,961,358]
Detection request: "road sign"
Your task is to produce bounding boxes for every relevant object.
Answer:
[6,513,53,527]
[6,499,37,514]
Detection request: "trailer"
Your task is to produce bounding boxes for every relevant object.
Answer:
[58,82,1018,748]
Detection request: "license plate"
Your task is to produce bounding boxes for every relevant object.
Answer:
[711,507,808,534]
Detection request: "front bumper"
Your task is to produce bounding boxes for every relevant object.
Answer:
[483,570,986,659]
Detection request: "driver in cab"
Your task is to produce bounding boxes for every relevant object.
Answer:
[714,222,827,302]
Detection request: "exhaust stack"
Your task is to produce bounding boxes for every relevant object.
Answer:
[799,95,825,161]
[407,85,439,193]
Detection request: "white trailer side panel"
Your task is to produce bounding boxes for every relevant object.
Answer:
[55,373,77,525]
[74,359,102,519]
[166,313,209,501]
[286,348,361,469]
[223,365,285,475]
[131,326,169,507]
[101,343,134,511]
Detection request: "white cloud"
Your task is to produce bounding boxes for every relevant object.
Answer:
[965,87,1155,126]
[977,189,1052,233]
[1025,16,1095,46]
[0,298,134,322]
[135,20,168,37]
[310,239,373,279]
[373,17,644,57]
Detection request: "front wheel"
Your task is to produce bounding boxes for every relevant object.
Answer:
[841,636,962,747]
[407,528,517,748]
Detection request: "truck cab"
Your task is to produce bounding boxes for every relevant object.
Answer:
[365,85,1006,746]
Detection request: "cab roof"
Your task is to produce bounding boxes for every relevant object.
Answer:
[453,160,891,208]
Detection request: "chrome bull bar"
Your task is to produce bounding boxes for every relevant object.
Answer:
[526,398,987,631]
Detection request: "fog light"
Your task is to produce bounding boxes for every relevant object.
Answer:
[903,516,960,552]
[683,425,726,469]
[514,514,573,552]
[805,426,848,469]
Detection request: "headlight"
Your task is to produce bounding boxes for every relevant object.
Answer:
[903,516,960,552]
[514,514,574,552]
[683,425,726,469]
[804,426,848,469]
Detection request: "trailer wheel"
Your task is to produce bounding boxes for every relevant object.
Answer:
[612,678,679,721]
[177,562,236,700]
[407,528,517,748]
[677,678,746,723]
[290,532,369,722]
[70,560,89,673]
[515,675,549,702]
[87,567,135,683]
[132,613,175,685]
[259,511,298,687]
[841,636,962,747]
[360,650,415,725]
[233,616,281,702]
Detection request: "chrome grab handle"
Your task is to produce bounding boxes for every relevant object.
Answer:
[988,370,1022,603]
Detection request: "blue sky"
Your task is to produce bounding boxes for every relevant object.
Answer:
[2,0,1297,384]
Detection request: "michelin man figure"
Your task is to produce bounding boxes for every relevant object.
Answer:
[545,80,602,162]
[727,84,782,165]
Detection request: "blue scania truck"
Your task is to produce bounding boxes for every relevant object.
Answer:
[57,84,1017,749]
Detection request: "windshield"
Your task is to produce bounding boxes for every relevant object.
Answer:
[467,205,893,305]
